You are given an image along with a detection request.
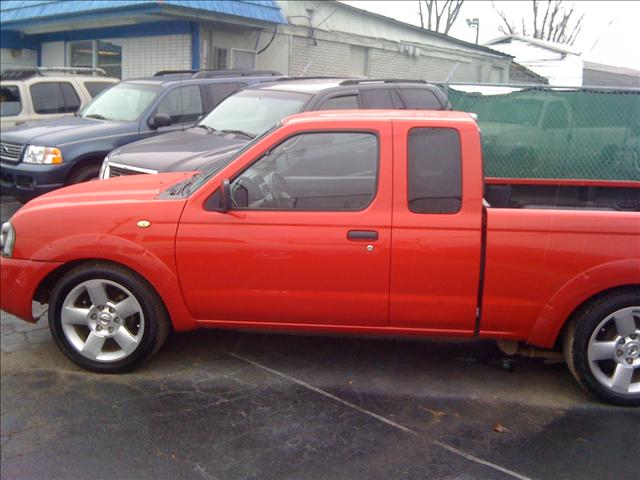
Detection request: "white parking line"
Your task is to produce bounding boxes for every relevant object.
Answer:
[226,351,532,480]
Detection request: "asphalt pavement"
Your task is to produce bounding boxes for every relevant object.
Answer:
[1,194,638,480]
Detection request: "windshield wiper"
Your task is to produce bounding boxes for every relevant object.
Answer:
[168,173,202,196]
[195,124,216,133]
[84,113,107,120]
[219,129,255,139]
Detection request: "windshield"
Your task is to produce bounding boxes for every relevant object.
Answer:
[80,83,160,122]
[198,89,309,137]
[185,124,280,195]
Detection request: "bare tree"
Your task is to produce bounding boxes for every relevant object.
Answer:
[417,0,465,35]
[492,0,585,46]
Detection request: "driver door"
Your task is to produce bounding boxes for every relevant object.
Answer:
[175,124,393,327]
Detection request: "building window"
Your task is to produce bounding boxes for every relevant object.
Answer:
[212,47,228,70]
[69,40,122,78]
[231,49,257,70]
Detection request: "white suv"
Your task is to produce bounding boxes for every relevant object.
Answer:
[0,67,118,129]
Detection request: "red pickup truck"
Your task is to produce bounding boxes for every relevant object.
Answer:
[1,111,638,405]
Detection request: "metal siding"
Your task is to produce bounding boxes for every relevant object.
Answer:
[0,0,285,26]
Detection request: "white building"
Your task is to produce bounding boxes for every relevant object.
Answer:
[485,35,583,86]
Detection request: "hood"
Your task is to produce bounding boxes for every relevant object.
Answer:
[0,116,136,147]
[108,128,246,173]
[27,171,193,208]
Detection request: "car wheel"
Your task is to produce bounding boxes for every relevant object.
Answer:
[48,261,170,373]
[563,288,640,406]
[67,164,101,184]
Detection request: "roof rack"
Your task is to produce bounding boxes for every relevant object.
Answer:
[193,69,282,78]
[276,76,350,82]
[339,79,428,86]
[153,70,198,76]
[153,69,282,79]
[1,67,107,80]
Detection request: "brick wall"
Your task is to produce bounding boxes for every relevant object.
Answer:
[288,35,487,82]
[117,34,191,79]
[290,36,350,76]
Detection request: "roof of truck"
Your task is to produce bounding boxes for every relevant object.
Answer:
[281,109,475,124]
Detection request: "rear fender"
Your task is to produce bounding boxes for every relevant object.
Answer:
[527,259,640,348]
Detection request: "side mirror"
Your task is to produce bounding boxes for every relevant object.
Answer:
[148,113,172,130]
[219,179,231,212]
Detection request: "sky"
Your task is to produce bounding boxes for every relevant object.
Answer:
[341,1,640,70]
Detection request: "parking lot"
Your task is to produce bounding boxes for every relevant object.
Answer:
[1,195,638,480]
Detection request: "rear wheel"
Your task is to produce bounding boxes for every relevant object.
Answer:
[564,289,640,406]
[48,262,170,373]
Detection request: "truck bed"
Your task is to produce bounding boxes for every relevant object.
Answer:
[480,200,640,348]
[485,178,640,212]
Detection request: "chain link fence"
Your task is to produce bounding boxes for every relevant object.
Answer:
[442,84,640,181]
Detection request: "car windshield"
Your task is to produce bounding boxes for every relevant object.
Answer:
[185,124,280,195]
[80,83,160,122]
[197,89,309,137]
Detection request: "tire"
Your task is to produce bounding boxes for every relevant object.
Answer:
[563,288,640,406]
[48,261,170,373]
[67,164,100,185]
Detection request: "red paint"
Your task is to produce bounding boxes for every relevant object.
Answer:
[1,110,638,350]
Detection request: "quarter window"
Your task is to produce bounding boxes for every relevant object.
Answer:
[229,132,378,211]
[30,82,80,114]
[401,89,443,110]
[407,128,462,214]
[0,85,21,117]
[157,86,204,124]
[84,81,115,98]
[206,82,244,108]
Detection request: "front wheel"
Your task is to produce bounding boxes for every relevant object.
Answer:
[563,288,640,406]
[48,262,170,373]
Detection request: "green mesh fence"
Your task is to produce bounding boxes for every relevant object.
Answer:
[443,85,640,181]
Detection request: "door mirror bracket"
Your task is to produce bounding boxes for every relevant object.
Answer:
[219,179,231,212]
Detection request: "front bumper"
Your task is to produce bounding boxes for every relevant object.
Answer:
[0,256,62,322]
[0,161,69,201]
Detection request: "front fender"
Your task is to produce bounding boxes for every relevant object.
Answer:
[527,259,640,348]
[31,233,196,331]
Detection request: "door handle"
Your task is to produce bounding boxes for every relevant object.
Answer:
[347,230,379,241]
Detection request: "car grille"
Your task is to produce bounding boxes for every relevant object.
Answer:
[0,140,24,163]
[104,162,158,178]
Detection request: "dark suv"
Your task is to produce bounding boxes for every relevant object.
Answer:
[0,70,282,202]
[101,78,450,178]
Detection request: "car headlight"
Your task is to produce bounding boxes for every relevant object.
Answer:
[99,156,110,179]
[23,145,63,164]
[0,221,15,257]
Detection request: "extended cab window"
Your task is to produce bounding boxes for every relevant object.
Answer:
[157,85,204,124]
[0,85,21,117]
[30,82,80,114]
[230,132,378,211]
[407,128,462,214]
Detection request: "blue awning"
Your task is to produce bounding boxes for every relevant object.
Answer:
[1,0,286,29]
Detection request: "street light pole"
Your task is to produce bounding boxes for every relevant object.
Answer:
[466,18,480,44]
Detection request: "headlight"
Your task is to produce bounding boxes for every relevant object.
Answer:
[0,221,15,257]
[23,145,63,164]
[99,156,110,179]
